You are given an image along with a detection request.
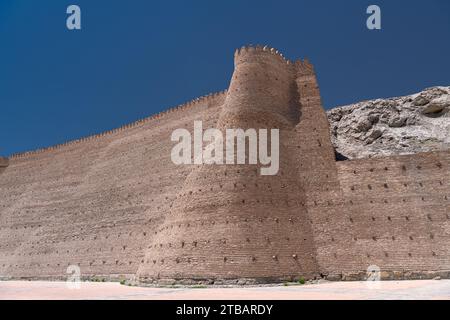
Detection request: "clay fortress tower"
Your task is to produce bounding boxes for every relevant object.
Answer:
[0,46,449,284]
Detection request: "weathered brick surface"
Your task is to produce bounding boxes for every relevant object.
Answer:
[0,46,448,283]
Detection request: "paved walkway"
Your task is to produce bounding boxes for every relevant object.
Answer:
[0,280,449,300]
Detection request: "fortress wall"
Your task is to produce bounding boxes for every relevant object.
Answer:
[0,157,8,167]
[0,92,226,280]
[219,46,298,128]
[324,151,450,279]
[0,157,8,176]
[137,46,321,284]
[1,46,449,283]
[291,60,347,278]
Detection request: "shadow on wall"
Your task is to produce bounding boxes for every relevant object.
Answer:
[335,151,349,161]
[0,157,9,174]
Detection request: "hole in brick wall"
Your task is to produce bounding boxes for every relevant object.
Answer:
[384,183,388,188]
[392,236,396,240]
[430,234,434,239]
[417,165,422,170]
[419,182,423,187]
[405,216,409,221]
[350,186,355,191]
[384,167,388,171]
[427,214,432,221]
[422,197,426,201]
[385,252,389,257]
[404,183,408,187]
[432,252,437,256]
[331,237,335,242]
[384,200,388,204]
[372,217,376,221]
[369,168,374,172]
[402,165,406,171]
[354,237,357,241]
[408,253,412,257]
[439,181,443,185]
[368,185,372,190]
[372,236,377,241]
[436,162,442,168]
[350,200,353,205]
[388,216,392,221]
[349,217,354,223]
[252,256,257,262]
[409,236,414,240]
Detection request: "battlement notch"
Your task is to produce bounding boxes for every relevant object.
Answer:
[234,45,293,67]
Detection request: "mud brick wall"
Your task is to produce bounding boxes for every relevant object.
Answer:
[329,151,450,279]
[0,157,8,176]
[0,92,226,280]
[137,46,321,284]
[0,46,449,283]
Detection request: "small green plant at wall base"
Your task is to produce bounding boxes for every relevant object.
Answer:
[298,277,305,285]
[120,279,126,285]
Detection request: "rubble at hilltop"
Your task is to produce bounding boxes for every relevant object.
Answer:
[327,86,450,159]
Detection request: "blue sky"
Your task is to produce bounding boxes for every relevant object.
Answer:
[1,0,449,156]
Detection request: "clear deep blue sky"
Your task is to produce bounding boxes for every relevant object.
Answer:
[1,0,449,156]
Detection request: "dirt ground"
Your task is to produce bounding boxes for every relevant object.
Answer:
[0,280,449,300]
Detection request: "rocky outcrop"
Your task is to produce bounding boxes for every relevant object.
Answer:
[327,86,450,159]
